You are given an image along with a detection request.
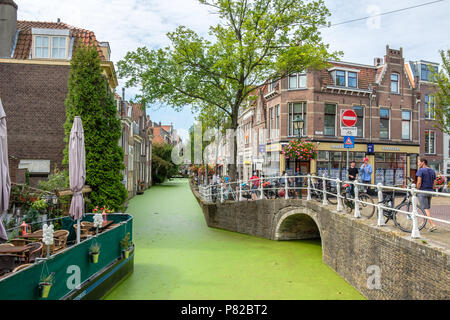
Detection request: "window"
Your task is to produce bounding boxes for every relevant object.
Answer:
[421,64,438,82]
[275,105,280,138]
[269,107,274,139]
[35,36,49,58]
[391,73,399,94]
[425,130,436,154]
[269,79,277,92]
[424,94,435,119]
[379,108,390,139]
[336,70,346,86]
[348,72,357,88]
[401,110,411,140]
[34,35,67,59]
[324,104,336,136]
[353,106,364,138]
[288,102,306,136]
[288,73,307,89]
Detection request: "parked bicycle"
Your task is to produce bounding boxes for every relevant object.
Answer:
[309,175,337,205]
[376,177,427,233]
[341,182,375,218]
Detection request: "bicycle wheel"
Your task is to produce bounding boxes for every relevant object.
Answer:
[326,185,337,205]
[343,192,353,214]
[393,202,428,233]
[358,193,376,219]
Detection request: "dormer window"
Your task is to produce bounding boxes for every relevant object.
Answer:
[269,79,277,92]
[420,63,438,82]
[288,72,307,89]
[329,68,359,88]
[32,28,70,60]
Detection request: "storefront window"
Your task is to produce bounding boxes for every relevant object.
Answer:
[374,152,407,186]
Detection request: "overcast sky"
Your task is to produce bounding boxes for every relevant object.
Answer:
[16,0,450,141]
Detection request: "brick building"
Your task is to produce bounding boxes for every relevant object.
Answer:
[236,45,441,186]
[0,0,117,186]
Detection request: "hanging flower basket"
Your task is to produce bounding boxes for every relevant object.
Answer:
[435,175,445,187]
[38,272,55,299]
[282,139,317,161]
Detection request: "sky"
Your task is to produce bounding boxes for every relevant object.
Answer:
[15,0,450,141]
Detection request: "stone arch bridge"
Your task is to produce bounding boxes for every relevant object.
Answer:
[190,183,450,300]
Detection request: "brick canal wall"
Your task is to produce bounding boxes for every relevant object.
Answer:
[190,182,450,300]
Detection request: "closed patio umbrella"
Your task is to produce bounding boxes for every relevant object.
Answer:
[69,116,85,244]
[0,98,10,243]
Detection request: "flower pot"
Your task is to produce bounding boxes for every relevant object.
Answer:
[39,283,52,298]
[123,249,130,259]
[90,252,99,264]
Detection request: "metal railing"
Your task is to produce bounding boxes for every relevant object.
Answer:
[197,173,450,239]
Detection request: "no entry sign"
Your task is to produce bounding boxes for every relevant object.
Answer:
[341,109,357,127]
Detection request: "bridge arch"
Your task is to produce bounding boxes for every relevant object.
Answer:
[273,207,322,241]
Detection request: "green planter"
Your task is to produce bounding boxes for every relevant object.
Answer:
[90,252,99,264]
[122,249,131,259]
[39,283,52,299]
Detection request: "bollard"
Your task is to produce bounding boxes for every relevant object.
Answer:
[336,178,342,212]
[410,186,421,239]
[322,174,328,206]
[354,181,361,218]
[284,173,289,199]
[307,174,312,201]
[377,183,385,226]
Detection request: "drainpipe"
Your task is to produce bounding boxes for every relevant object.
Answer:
[417,99,421,148]
[369,84,373,141]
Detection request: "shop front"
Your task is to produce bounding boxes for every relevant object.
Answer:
[310,142,419,187]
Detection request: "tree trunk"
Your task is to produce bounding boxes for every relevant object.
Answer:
[228,110,239,182]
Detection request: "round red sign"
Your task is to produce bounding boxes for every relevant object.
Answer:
[341,109,357,127]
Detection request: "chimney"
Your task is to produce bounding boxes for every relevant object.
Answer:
[0,0,18,58]
[57,18,60,23]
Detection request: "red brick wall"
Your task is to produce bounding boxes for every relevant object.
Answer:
[0,62,70,184]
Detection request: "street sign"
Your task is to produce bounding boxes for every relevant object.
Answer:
[367,143,374,154]
[341,127,357,137]
[343,136,355,148]
[341,109,357,127]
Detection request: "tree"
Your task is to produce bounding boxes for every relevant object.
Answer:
[118,0,341,181]
[152,142,179,184]
[432,49,450,135]
[63,45,128,211]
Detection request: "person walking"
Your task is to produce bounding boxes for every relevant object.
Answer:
[416,158,437,232]
[360,157,373,194]
[348,161,359,197]
[249,171,260,200]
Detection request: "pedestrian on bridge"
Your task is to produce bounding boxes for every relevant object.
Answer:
[360,157,373,195]
[416,158,437,232]
[250,172,260,200]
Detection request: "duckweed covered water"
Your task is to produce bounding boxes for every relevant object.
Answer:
[104,179,364,300]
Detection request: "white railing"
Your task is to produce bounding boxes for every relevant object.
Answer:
[196,174,450,240]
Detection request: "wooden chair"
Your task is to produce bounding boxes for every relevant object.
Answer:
[73,224,91,240]
[53,230,69,252]
[26,242,43,263]
[12,263,33,273]
[0,254,17,276]
[9,239,26,246]
[105,223,120,231]
[0,244,13,248]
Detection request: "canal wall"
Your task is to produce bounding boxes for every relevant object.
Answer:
[190,182,450,300]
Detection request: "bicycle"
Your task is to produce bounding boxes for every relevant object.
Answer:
[376,178,427,233]
[308,175,337,205]
[341,182,375,218]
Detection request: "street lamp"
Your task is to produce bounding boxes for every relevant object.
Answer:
[293,115,304,199]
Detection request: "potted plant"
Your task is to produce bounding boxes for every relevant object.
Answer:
[39,272,55,299]
[89,243,101,263]
[120,233,133,259]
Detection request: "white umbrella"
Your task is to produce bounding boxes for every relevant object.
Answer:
[0,98,10,243]
[69,116,85,244]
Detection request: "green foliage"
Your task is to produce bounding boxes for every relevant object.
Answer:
[152,143,179,184]
[24,208,40,232]
[37,167,68,192]
[31,199,48,211]
[120,232,132,251]
[89,243,101,254]
[63,45,127,212]
[40,272,55,285]
[431,49,450,134]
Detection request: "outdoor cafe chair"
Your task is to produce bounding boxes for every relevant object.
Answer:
[9,239,26,246]
[12,263,33,273]
[26,242,43,263]
[0,254,17,276]
[53,230,69,252]
[0,244,14,248]
[74,223,91,240]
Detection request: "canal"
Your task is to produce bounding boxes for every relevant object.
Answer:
[104,179,364,300]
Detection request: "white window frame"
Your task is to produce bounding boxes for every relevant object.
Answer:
[391,73,399,94]
[288,72,307,90]
[33,35,69,60]
[352,105,365,138]
[324,103,337,137]
[424,94,435,120]
[288,102,307,137]
[425,130,436,155]
[379,108,391,140]
[401,110,412,140]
